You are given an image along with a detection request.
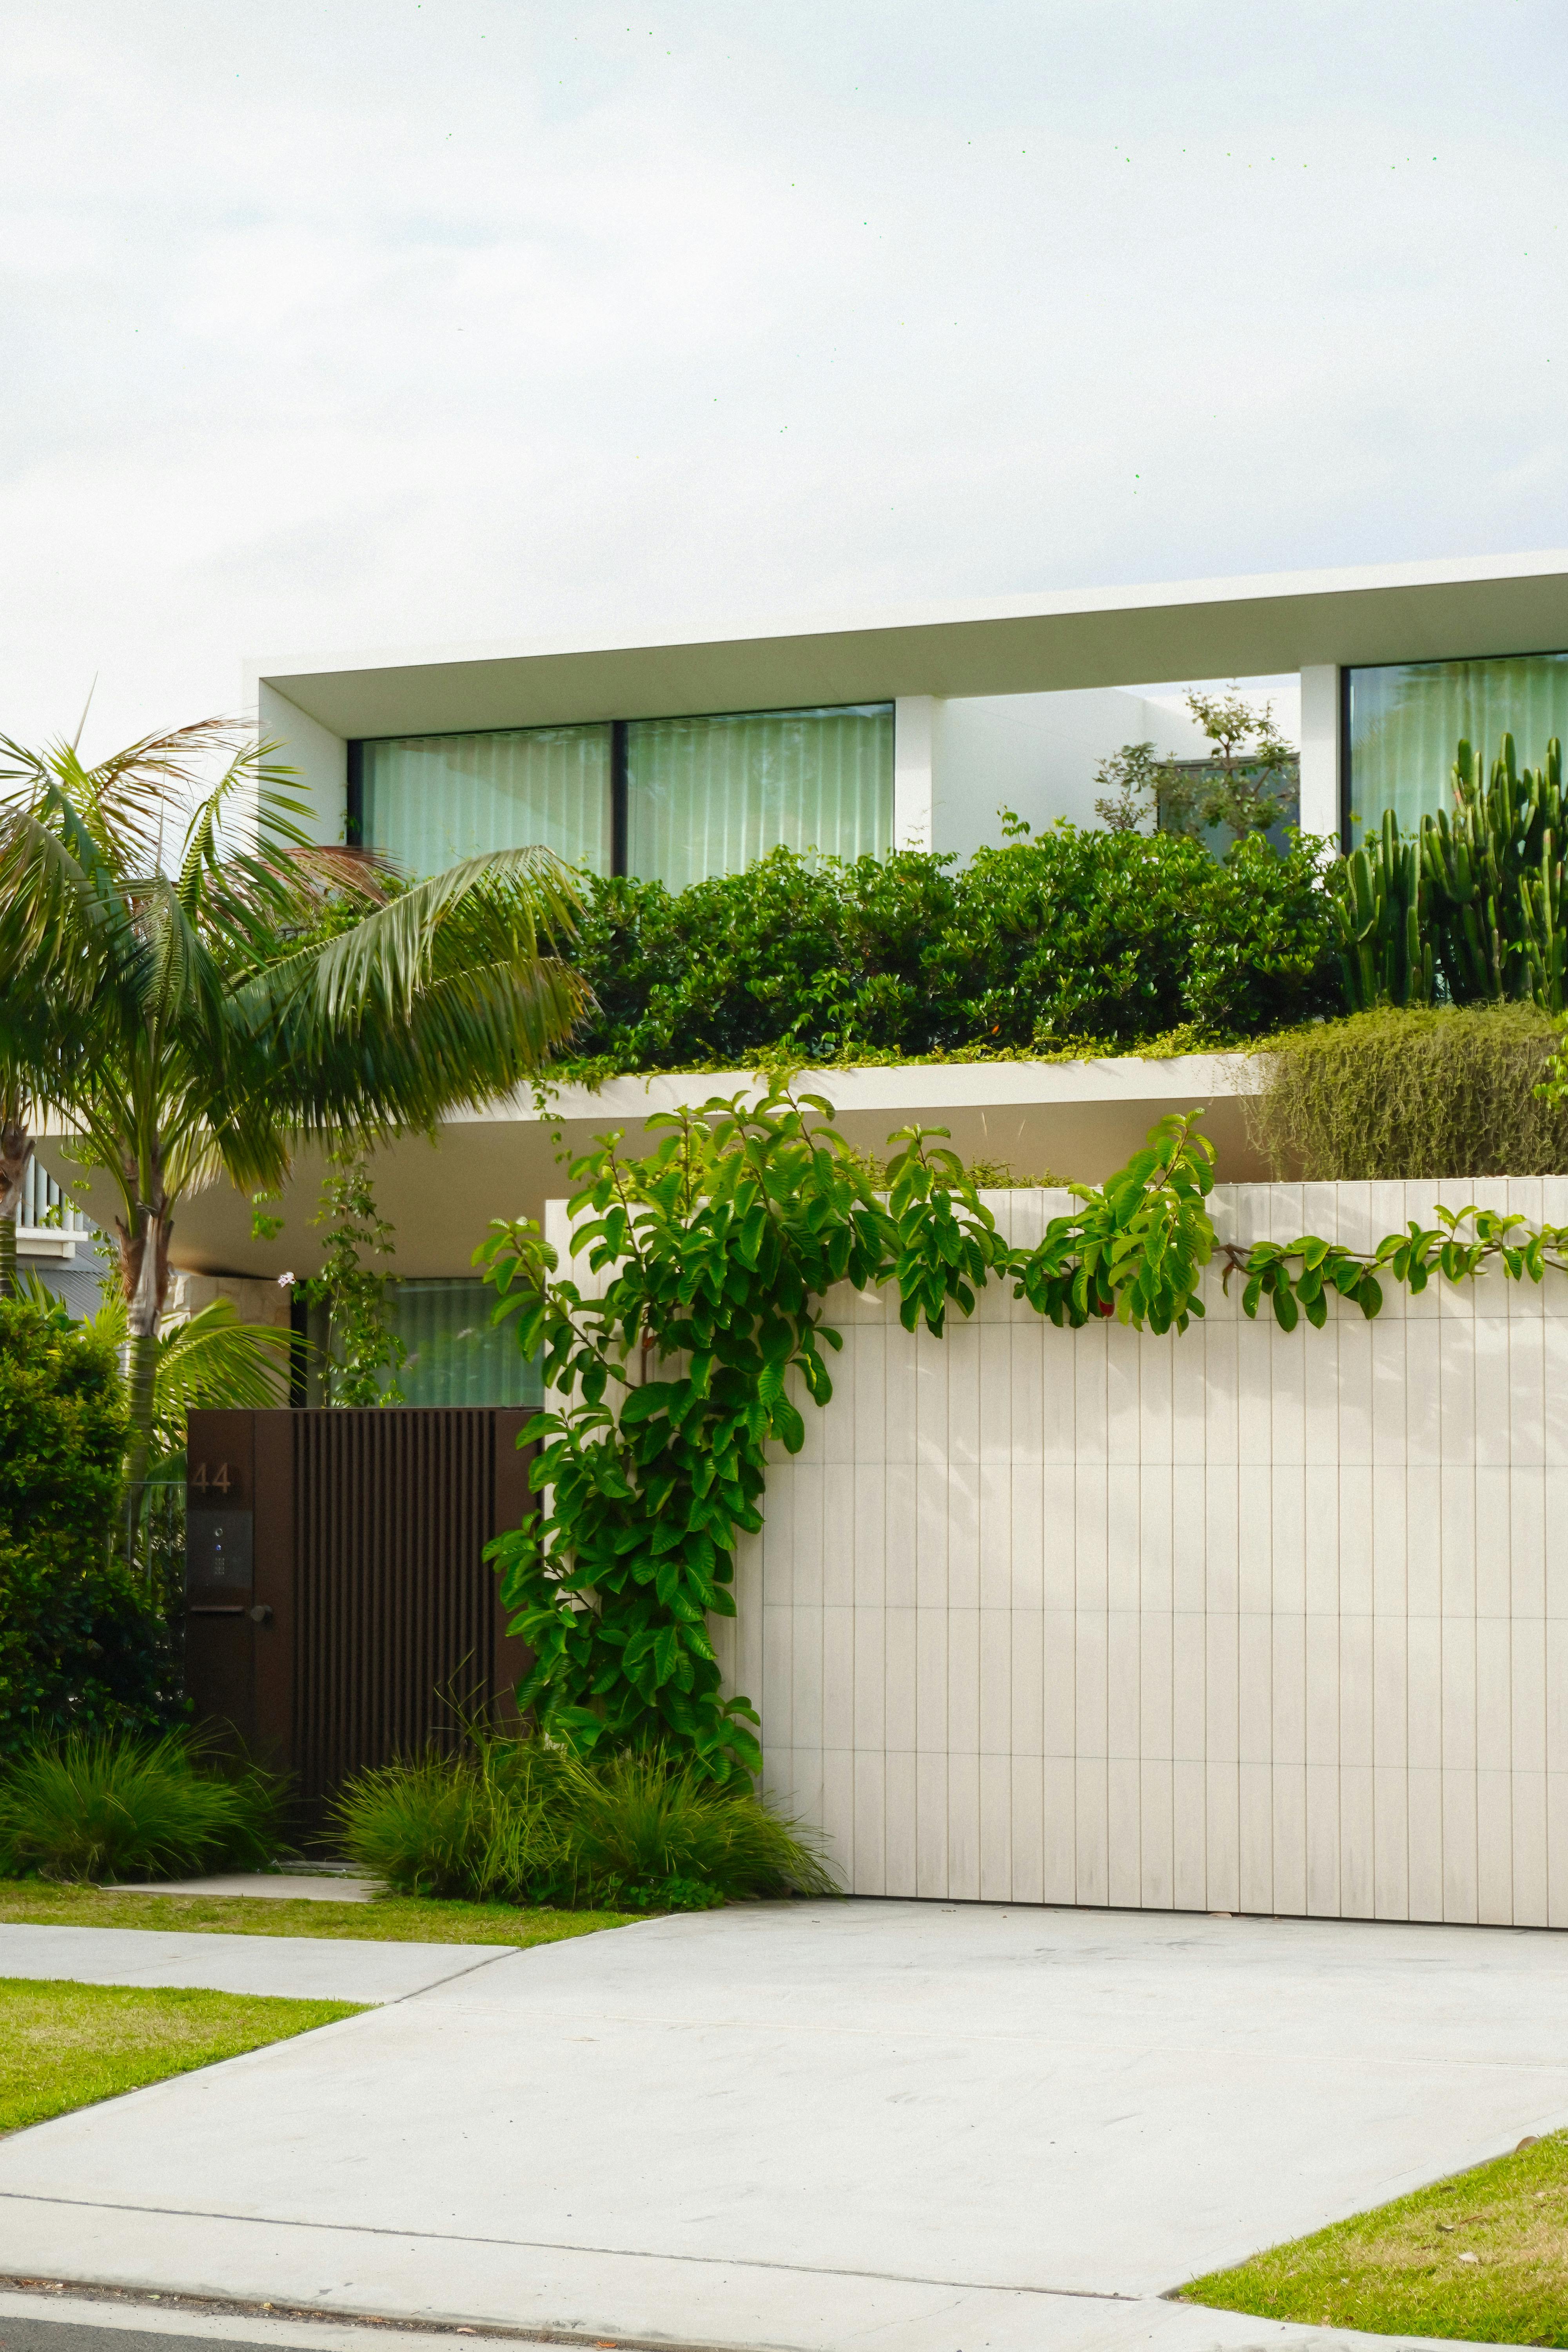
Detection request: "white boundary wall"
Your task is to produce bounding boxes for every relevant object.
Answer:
[697,1180,1568,1928]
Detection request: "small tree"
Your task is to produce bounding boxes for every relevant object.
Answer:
[1183,688,1298,841]
[1092,742,1163,832]
[1092,695,1299,847]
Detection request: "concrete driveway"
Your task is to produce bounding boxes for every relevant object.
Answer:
[4,1900,1567,2352]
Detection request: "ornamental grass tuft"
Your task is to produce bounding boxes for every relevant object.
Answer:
[333,1734,835,1912]
[0,1730,286,1885]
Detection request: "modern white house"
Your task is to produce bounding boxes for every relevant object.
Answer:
[38,547,1568,1399]
[35,550,1568,1930]
[247,546,1568,869]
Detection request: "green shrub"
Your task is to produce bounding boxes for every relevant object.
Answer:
[0,1730,286,1883]
[333,1736,835,1911]
[334,1739,570,1904]
[560,834,1342,1072]
[1246,1003,1568,1180]
[0,1298,179,1756]
[563,1749,833,1904]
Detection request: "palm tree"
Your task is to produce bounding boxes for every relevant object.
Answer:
[0,913,86,1299]
[0,718,588,1481]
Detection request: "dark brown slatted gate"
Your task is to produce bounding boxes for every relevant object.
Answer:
[185,1408,534,1815]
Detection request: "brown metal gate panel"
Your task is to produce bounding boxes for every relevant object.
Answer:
[186,1407,534,1814]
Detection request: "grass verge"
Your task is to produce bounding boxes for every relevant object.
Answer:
[0,1880,637,1944]
[1182,2128,1568,2345]
[0,1976,362,2134]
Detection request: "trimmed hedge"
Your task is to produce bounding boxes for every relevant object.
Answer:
[0,1299,178,1758]
[561,832,1342,1073]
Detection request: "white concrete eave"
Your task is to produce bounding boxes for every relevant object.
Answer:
[250,550,1568,735]
[34,1053,1265,1281]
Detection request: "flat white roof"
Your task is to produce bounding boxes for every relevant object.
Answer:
[249,550,1568,738]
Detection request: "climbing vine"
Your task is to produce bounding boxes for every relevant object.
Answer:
[479,1089,1568,1780]
[294,1152,407,1406]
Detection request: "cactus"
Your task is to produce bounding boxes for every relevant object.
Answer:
[1330,810,1433,1010]
[1344,734,1568,1013]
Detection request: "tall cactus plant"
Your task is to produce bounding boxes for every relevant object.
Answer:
[1334,734,1568,1013]
[1330,811,1433,1010]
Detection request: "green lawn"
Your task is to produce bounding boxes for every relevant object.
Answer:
[0,1976,362,2135]
[1183,2129,1568,2345]
[0,1880,637,1944]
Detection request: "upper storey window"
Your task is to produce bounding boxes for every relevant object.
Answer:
[624,703,892,891]
[1347,652,1568,840]
[360,724,613,878]
[356,702,893,887]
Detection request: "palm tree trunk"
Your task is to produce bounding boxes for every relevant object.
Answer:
[118,1156,172,1488]
[0,1111,28,1304]
[123,1328,160,1486]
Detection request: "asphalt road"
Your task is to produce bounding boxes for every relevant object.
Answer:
[0,2324,280,2352]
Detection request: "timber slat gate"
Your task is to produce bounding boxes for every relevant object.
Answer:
[185,1408,534,1815]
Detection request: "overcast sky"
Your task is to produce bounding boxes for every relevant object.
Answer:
[3,1,1565,756]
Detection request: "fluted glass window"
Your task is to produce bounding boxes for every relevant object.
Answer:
[625,704,893,891]
[387,1280,541,1408]
[1347,653,1568,840]
[361,724,612,878]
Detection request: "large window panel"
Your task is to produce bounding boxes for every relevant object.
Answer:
[361,724,612,879]
[625,703,893,891]
[1347,653,1568,839]
[390,1280,542,1408]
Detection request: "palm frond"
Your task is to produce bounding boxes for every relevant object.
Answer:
[303,847,582,1024]
[91,1292,295,1459]
[155,1299,294,1418]
[229,846,590,1139]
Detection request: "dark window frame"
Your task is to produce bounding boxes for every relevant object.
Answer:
[1341,645,1568,849]
[344,700,896,880]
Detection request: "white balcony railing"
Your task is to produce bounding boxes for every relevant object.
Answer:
[18,1153,91,1246]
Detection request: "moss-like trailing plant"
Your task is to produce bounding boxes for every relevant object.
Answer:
[1246,1004,1568,1180]
[479,1088,1568,1782]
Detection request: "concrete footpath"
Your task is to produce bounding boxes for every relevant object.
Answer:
[0,1921,514,2003]
[3,1901,1567,2352]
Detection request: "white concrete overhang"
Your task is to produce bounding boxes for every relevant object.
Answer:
[250,550,1568,735]
[35,1054,1266,1282]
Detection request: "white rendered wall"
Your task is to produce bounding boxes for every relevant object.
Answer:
[930,688,1208,859]
[700,1178,1568,1929]
[1299,665,1341,841]
[892,697,935,849]
[257,682,348,846]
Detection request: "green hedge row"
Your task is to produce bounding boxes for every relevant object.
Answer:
[561,831,1342,1073]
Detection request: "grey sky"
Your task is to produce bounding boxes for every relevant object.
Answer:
[2,1,1564,756]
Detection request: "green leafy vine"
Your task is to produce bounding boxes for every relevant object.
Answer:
[478,1090,1568,1780]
